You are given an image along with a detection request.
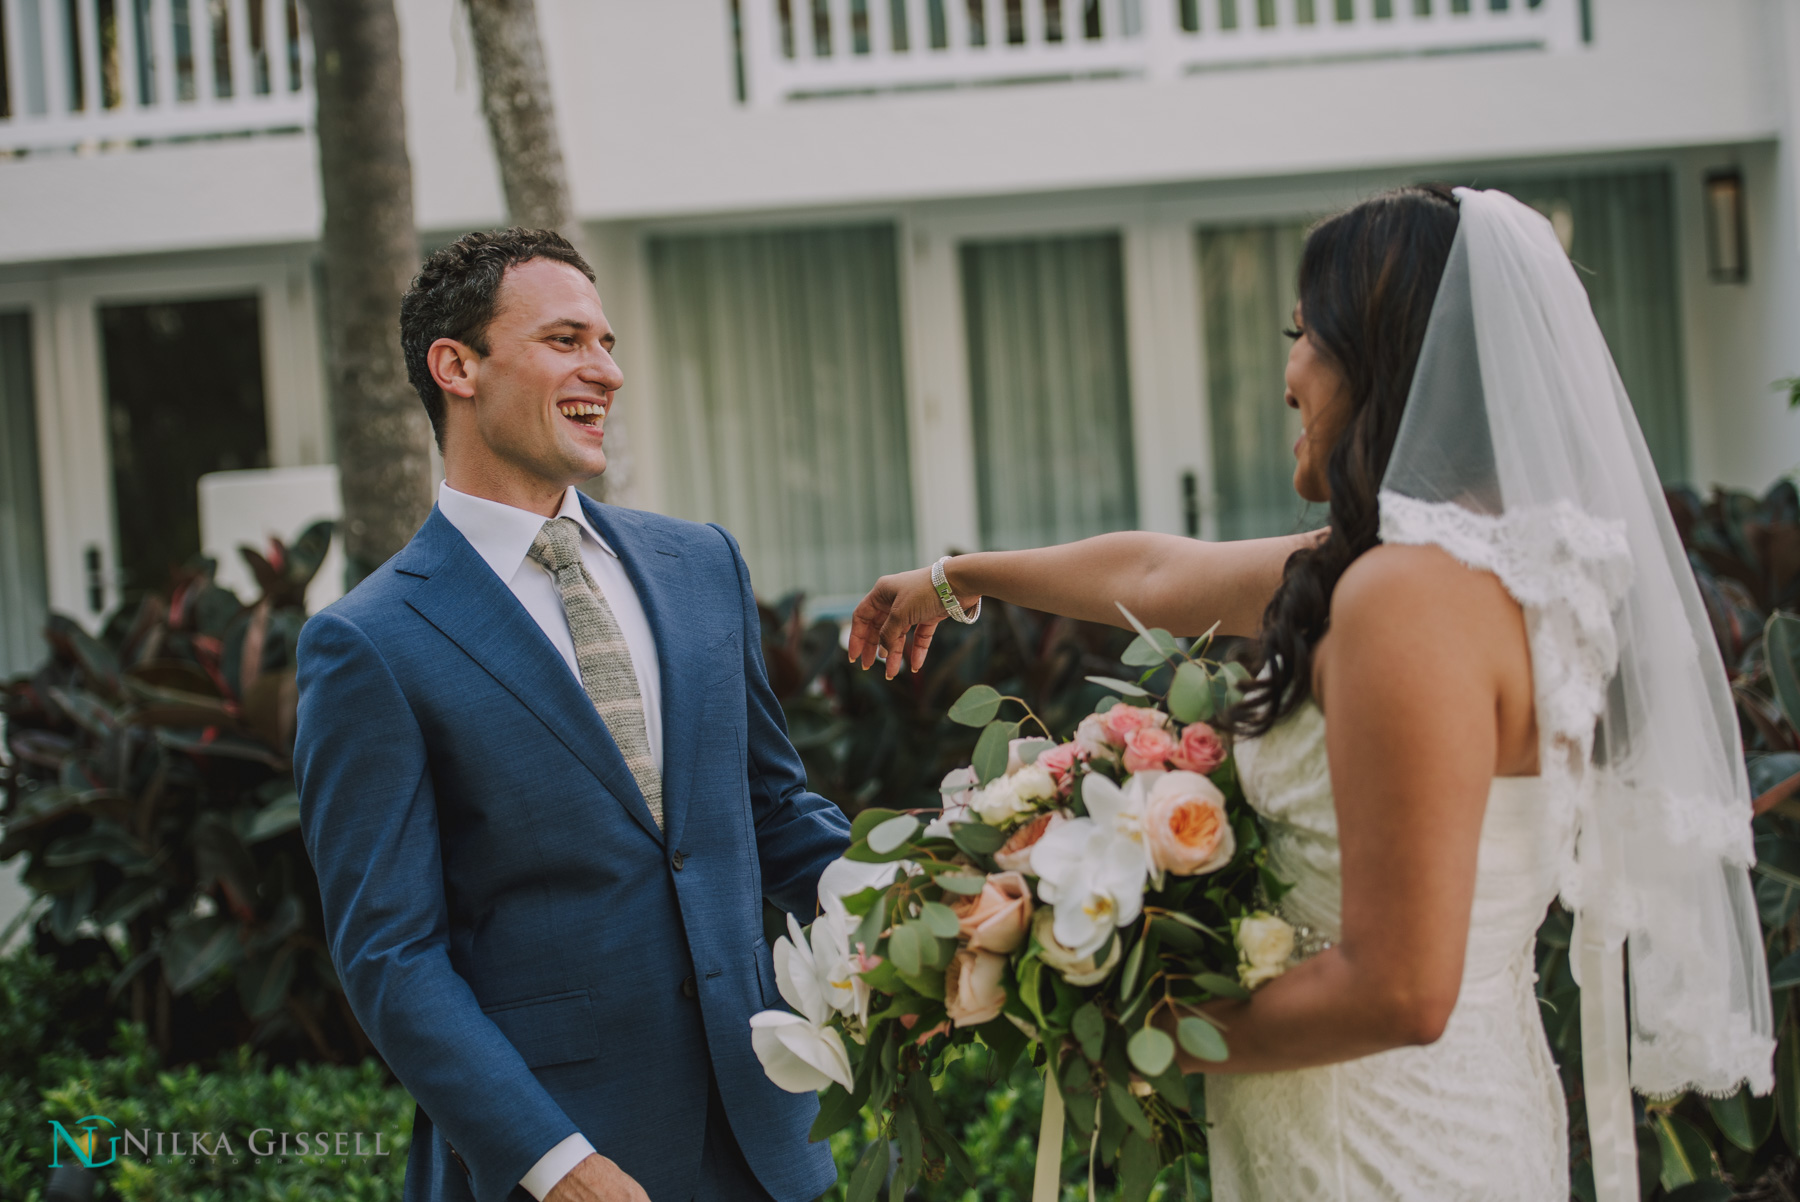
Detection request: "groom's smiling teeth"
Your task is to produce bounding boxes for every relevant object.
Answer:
[558,401,606,427]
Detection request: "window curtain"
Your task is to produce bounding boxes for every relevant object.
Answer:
[1197,222,1311,541]
[961,233,1138,551]
[647,224,915,603]
[0,312,48,678]
[1476,168,1689,482]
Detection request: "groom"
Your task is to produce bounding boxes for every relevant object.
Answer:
[295,228,848,1202]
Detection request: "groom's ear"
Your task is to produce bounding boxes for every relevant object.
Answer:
[427,338,479,401]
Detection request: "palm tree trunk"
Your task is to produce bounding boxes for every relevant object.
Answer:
[464,0,579,240]
[464,0,637,504]
[304,0,434,584]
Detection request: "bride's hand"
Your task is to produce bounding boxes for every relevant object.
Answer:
[847,567,974,679]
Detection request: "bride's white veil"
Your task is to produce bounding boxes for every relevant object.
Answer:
[1376,187,1773,1197]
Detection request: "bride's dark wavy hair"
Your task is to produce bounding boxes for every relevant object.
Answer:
[1230,184,1462,738]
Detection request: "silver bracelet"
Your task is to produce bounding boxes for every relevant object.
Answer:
[931,556,981,624]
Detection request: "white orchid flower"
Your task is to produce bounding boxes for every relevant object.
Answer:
[749,1011,855,1093]
[776,911,869,1028]
[1029,773,1154,959]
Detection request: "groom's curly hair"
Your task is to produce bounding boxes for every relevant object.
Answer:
[400,227,595,450]
[1231,184,1462,738]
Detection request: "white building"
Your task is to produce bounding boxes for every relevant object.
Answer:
[1,0,1797,672]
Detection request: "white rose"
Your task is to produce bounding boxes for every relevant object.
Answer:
[924,766,979,839]
[972,777,1027,826]
[1074,714,1118,762]
[1011,764,1057,803]
[1236,912,1296,990]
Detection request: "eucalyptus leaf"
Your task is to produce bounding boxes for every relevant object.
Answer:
[1117,1129,1160,1202]
[1119,936,1146,1001]
[1105,1079,1153,1140]
[919,901,963,939]
[948,684,1004,728]
[867,814,920,855]
[973,720,1019,785]
[950,821,1008,857]
[889,922,923,978]
[1122,628,1181,668]
[1169,661,1212,724]
[1072,1002,1106,1063]
[1126,1026,1176,1077]
[1086,676,1150,698]
[934,870,988,896]
[1177,1015,1228,1061]
[1195,972,1251,1000]
[851,808,902,843]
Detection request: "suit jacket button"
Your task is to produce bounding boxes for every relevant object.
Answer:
[681,974,697,998]
[671,850,686,871]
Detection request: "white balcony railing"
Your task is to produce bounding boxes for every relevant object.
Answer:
[0,0,313,153]
[738,0,1584,106]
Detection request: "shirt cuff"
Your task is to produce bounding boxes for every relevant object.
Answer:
[520,1133,596,1201]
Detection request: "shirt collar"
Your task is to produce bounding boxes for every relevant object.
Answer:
[437,482,618,584]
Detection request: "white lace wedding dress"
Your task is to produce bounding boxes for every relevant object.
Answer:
[1204,699,1568,1200]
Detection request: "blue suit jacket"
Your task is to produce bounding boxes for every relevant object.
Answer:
[294,497,849,1202]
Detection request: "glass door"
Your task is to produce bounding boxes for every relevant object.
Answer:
[98,295,270,602]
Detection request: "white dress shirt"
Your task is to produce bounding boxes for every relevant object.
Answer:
[435,481,659,1197]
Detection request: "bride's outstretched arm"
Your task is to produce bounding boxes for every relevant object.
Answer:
[846,530,1321,678]
[1165,543,1538,1075]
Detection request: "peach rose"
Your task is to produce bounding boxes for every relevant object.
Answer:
[994,812,1063,873]
[950,870,1033,953]
[1037,744,1079,787]
[1102,705,1167,746]
[1171,722,1226,775]
[944,947,1007,1027]
[1145,771,1235,878]
[1123,726,1178,774]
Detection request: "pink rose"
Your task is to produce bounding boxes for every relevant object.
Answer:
[1102,705,1167,746]
[1171,722,1226,775]
[1037,744,1079,787]
[1145,771,1235,877]
[950,870,1033,953]
[944,947,1008,1027]
[994,813,1063,873]
[1122,726,1178,774]
[1074,715,1118,762]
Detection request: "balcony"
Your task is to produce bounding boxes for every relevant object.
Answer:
[0,0,313,154]
[736,0,1585,106]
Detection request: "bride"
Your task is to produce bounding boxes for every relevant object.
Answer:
[847,185,1772,1199]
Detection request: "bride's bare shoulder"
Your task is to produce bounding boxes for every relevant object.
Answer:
[1329,542,1525,645]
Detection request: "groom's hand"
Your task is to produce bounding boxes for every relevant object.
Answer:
[544,1153,650,1202]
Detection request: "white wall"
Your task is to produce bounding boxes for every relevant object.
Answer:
[0,0,1789,264]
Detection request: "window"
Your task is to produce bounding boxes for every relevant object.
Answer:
[961,233,1138,551]
[647,223,915,602]
[1197,222,1311,540]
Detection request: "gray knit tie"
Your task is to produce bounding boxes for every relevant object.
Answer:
[528,518,663,829]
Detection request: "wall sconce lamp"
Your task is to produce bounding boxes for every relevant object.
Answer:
[1705,170,1747,284]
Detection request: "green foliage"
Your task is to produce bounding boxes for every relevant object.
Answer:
[0,949,410,1202]
[756,594,1140,822]
[0,523,360,1067]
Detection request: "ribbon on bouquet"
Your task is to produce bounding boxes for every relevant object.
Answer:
[1578,927,1640,1202]
[1032,1068,1099,1202]
[1031,1068,1064,1202]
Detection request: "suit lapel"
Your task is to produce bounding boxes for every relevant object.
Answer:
[581,496,703,853]
[397,508,665,846]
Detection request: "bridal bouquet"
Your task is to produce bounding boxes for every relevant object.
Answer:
[749,609,1294,1200]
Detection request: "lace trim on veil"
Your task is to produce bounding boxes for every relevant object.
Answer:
[1379,491,1774,1099]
